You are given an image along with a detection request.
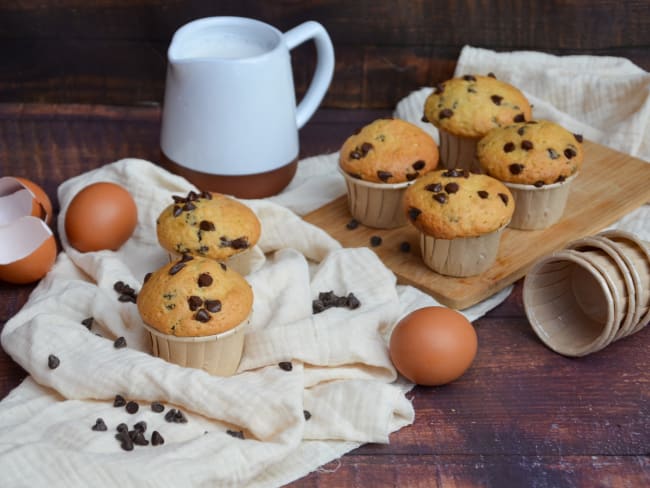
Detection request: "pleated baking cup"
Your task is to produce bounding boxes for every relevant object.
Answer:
[597,230,650,335]
[418,226,505,277]
[339,168,411,229]
[504,174,576,230]
[566,236,636,341]
[523,250,618,357]
[438,129,483,174]
[142,317,248,376]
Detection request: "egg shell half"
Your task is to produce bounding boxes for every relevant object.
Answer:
[0,216,57,284]
[389,306,478,386]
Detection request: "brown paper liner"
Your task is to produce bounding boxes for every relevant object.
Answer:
[505,175,576,230]
[340,169,410,229]
[142,318,248,376]
[418,227,504,277]
[438,129,483,174]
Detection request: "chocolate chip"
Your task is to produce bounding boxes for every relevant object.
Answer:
[279,361,293,371]
[172,195,186,204]
[187,296,202,311]
[200,191,213,200]
[134,421,147,433]
[547,148,560,160]
[220,262,227,271]
[408,207,421,221]
[319,291,337,307]
[172,205,182,217]
[349,150,361,160]
[151,402,165,413]
[303,410,312,421]
[534,180,545,188]
[406,172,418,181]
[195,309,211,322]
[421,114,429,123]
[113,281,127,293]
[521,140,534,151]
[199,220,215,231]
[182,202,196,212]
[222,237,249,250]
[477,190,489,199]
[312,300,326,314]
[346,293,361,310]
[116,431,134,451]
[186,191,198,201]
[490,95,503,106]
[555,175,566,183]
[151,431,165,446]
[399,241,411,253]
[574,133,583,143]
[444,182,459,194]
[412,160,425,171]
[113,336,127,349]
[143,272,152,283]
[126,401,139,414]
[370,235,382,247]
[433,83,445,94]
[463,74,476,82]
[503,142,515,153]
[204,300,222,313]
[487,72,496,78]
[514,113,526,123]
[92,418,107,431]
[114,394,126,407]
[48,354,60,369]
[439,108,454,119]
[81,317,94,330]
[346,219,359,230]
[227,429,244,439]
[118,293,137,303]
[498,193,509,205]
[509,163,524,175]
[197,273,213,287]
[164,409,187,423]
[425,182,442,192]
[564,147,577,159]
[116,423,128,433]
[442,168,468,178]
[131,431,149,446]
[517,127,525,136]
[361,142,373,155]
[169,262,186,275]
[433,193,448,204]
[377,171,392,182]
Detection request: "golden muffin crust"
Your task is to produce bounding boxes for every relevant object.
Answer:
[339,118,439,183]
[476,119,585,185]
[404,169,514,239]
[137,255,253,337]
[156,191,260,261]
[423,74,532,139]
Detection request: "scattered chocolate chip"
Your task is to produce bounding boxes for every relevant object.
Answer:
[346,293,361,309]
[517,127,525,136]
[197,273,213,287]
[463,74,476,82]
[574,133,583,143]
[172,206,182,217]
[187,191,198,201]
[113,336,127,349]
[227,429,245,439]
[503,142,515,153]
[126,401,139,414]
[151,431,165,446]
[204,300,222,313]
[131,431,149,446]
[487,72,496,78]
[477,190,489,199]
[199,220,215,231]
[151,402,165,413]
[195,309,211,323]
[439,108,454,119]
[134,421,147,433]
[534,180,545,188]
[116,431,134,451]
[199,191,213,200]
[303,410,312,421]
[172,195,186,204]
[444,182,459,194]
[442,168,468,178]
[165,409,188,423]
[370,235,382,247]
[514,113,526,123]
[169,262,186,275]
[346,219,359,230]
[377,171,392,182]
[425,182,442,192]
[188,296,203,311]
[406,172,418,181]
[220,237,249,250]
[279,361,293,371]
[412,160,425,170]
[564,147,577,159]
[490,95,503,106]
[433,193,448,204]
[361,142,373,155]
[92,418,107,431]
[118,293,137,303]
[143,272,152,283]
[521,140,534,151]
[114,394,126,407]
[509,163,524,175]
[547,148,560,159]
[498,193,510,206]
[421,114,429,123]
[113,281,127,293]
[408,207,421,221]
[312,300,326,314]
[181,202,196,212]
[81,317,94,330]
[319,291,337,308]
[48,354,60,369]
[399,241,411,253]
[116,423,128,433]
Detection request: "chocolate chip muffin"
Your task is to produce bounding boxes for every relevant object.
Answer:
[403,168,514,276]
[156,190,261,261]
[476,120,584,230]
[422,73,532,173]
[339,118,439,183]
[137,254,253,337]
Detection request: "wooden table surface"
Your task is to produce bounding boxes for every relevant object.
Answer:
[0,103,648,487]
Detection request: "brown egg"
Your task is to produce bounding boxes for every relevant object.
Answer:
[15,177,53,225]
[0,217,57,284]
[389,306,478,386]
[65,182,138,252]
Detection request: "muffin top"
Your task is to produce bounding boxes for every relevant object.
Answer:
[157,190,261,261]
[404,168,514,239]
[339,118,439,183]
[137,255,253,337]
[476,120,584,185]
[423,74,532,139]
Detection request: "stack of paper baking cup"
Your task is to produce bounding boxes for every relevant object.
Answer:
[523,230,650,357]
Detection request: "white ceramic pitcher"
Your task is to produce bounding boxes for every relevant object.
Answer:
[160,16,335,198]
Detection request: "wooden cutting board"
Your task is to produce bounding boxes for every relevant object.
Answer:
[303,140,650,309]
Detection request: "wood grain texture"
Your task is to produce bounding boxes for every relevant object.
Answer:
[0,1,648,108]
[0,104,648,487]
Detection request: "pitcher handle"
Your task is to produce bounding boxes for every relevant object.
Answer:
[283,21,335,129]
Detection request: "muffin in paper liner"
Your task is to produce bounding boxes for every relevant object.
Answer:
[437,129,483,174]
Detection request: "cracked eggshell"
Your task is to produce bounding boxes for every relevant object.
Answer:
[0,216,57,284]
[0,177,53,225]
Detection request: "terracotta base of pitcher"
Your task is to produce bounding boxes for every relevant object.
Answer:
[159,151,298,199]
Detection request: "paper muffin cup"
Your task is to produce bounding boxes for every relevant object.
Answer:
[523,250,617,357]
[142,316,248,376]
[340,168,411,229]
[504,174,577,230]
[418,226,505,277]
[438,129,483,174]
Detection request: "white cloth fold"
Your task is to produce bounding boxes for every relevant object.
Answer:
[1,45,649,487]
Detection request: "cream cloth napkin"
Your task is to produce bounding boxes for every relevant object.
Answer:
[1,45,649,487]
